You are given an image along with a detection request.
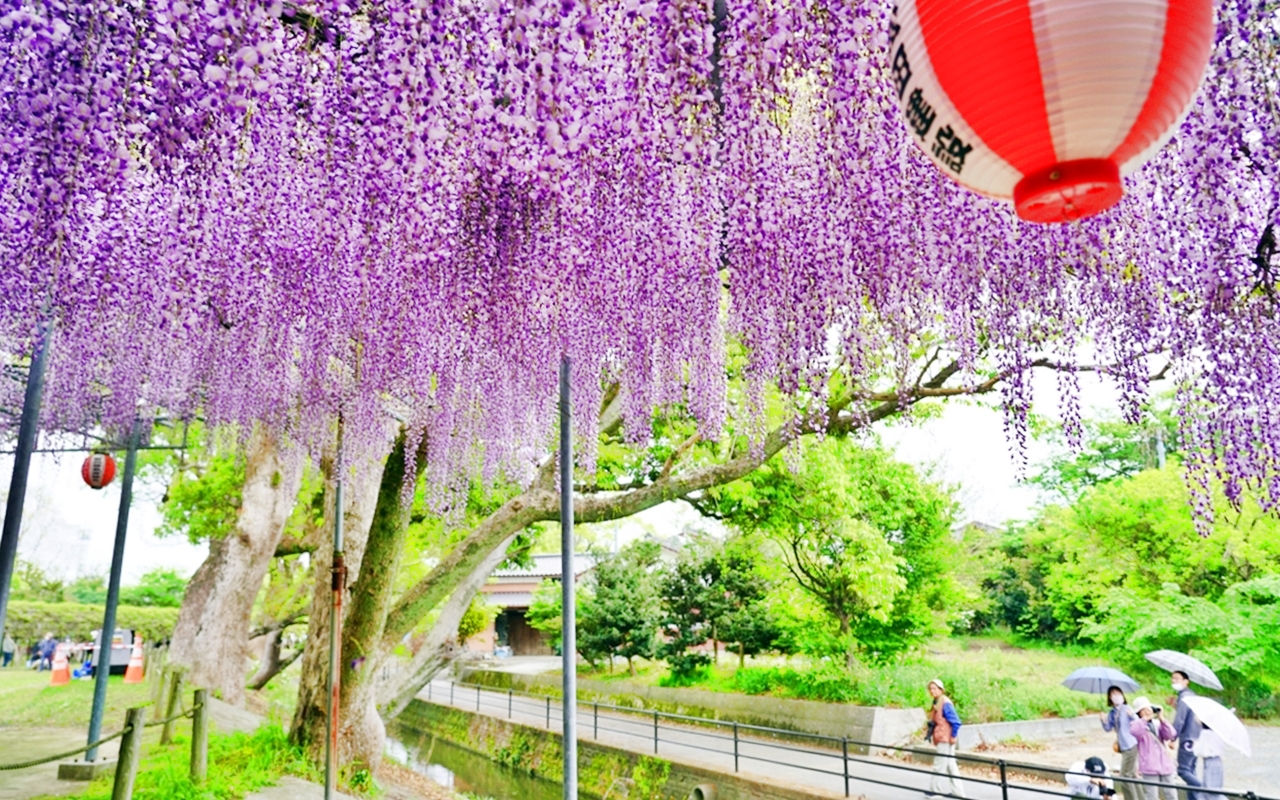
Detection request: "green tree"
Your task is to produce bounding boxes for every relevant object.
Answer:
[457,595,499,644]
[698,439,955,663]
[525,578,565,653]
[1029,407,1179,502]
[11,560,66,603]
[579,541,661,674]
[706,541,780,668]
[158,451,245,544]
[983,462,1280,639]
[66,574,106,605]
[119,568,187,608]
[657,554,715,682]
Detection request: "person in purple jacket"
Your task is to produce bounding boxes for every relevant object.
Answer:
[1129,697,1178,800]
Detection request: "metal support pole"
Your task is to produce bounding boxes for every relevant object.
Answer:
[653,710,659,754]
[0,320,51,647]
[842,736,850,797]
[190,689,209,783]
[325,453,345,800]
[86,418,140,762]
[559,354,577,800]
[427,682,432,701]
[999,759,1009,800]
[112,706,147,800]
[593,701,598,740]
[733,722,739,772]
[450,682,454,706]
[477,684,481,711]
[509,688,513,718]
[546,695,551,729]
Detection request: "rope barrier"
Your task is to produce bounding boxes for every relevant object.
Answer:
[0,725,132,771]
[0,698,202,771]
[143,702,198,729]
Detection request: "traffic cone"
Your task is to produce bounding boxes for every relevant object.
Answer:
[123,636,145,684]
[50,644,70,686]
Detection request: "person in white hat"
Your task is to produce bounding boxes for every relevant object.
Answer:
[924,678,965,799]
[1129,696,1177,800]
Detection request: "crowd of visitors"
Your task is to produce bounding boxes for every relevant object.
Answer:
[923,674,1237,800]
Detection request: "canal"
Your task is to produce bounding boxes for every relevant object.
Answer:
[386,721,563,800]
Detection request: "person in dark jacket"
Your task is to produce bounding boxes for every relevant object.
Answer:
[1170,671,1203,800]
[925,679,966,799]
[37,632,57,671]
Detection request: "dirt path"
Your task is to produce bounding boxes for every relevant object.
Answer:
[0,726,121,800]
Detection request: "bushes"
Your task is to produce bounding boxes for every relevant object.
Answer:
[4,600,181,644]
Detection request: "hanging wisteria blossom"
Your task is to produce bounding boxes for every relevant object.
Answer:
[0,0,1276,526]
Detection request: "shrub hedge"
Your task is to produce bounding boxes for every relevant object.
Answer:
[5,600,180,645]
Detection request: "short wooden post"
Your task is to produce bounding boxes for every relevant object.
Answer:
[111,706,147,800]
[149,663,167,708]
[161,667,185,745]
[190,689,208,783]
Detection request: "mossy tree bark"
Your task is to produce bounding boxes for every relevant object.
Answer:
[333,430,428,772]
[169,429,302,705]
[289,438,386,760]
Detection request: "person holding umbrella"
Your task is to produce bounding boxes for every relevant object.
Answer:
[1170,671,1204,800]
[1145,651,1223,800]
[1061,667,1143,800]
[1101,686,1141,800]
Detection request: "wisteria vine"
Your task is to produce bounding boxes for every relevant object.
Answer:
[0,0,1277,524]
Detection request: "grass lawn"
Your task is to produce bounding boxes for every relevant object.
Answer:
[0,668,152,729]
[572,633,1175,723]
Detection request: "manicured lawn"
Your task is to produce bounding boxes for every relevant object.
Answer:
[0,668,152,729]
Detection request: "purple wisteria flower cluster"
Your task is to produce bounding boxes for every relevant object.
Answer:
[0,0,1276,524]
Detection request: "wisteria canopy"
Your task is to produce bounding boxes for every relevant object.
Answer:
[0,0,1277,521]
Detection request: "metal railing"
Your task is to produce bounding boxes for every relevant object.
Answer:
[425,679,1275,800]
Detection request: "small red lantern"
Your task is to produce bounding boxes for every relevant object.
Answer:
[82,452,116,490]
[890,0,1213,223]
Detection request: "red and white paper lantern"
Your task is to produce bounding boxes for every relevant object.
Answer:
[889,0,1213,223]
[82,452,117,490]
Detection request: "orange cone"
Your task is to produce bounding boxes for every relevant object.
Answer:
[50,644,70,686]
[123,636,145,684]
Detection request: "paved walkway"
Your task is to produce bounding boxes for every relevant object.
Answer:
[422,681,1276,800]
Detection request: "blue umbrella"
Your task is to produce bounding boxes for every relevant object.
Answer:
[1062,667,1141,695]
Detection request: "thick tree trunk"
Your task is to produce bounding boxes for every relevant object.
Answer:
[378,532,517,717]
[169,430,302,705]
[332,432,427,772]
[289,443,386,761]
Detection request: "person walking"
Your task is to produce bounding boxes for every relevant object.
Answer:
[1,633,14,667]
[1193,725,1226,800]
[1171,671,1204,800]
[37,632,57,671]
[1130,697,1178,800]
[1102,686,1141,800]
[925,679,965,799]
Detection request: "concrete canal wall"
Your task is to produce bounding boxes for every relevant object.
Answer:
[396,698,849,800]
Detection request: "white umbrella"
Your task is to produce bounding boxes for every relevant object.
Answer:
[1144,649,1224,691]
[1181,695,1251,757]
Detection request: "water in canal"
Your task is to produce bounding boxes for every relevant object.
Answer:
[385,721,563,800]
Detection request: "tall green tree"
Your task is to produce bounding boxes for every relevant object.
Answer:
[697,439,956,663]
[578,541,662,674]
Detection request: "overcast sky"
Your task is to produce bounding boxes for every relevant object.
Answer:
[0,367,1126,581]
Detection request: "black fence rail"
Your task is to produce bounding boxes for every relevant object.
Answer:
[425,679,1275,800]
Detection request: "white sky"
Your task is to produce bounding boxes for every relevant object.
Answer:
[0,367,1128,580]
